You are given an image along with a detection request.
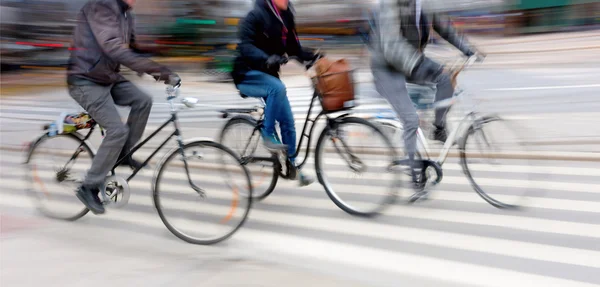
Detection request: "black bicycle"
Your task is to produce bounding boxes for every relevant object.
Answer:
[25,83,252,245]
[219,56,400,217]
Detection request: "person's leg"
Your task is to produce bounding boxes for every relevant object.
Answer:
[236,71,291,152]
[69,84,129,213]
[432,74,454,142]
[371,64,419,161]
[110,81,153,167]
[270,81,295,161]
[236,71,310,185]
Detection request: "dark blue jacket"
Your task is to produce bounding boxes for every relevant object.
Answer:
[232,0,314,85]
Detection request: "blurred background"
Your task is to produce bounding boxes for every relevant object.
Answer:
[1,1,600,287]
[1,0,598,78]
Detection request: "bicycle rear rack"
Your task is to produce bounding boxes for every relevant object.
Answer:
[219,107,263,119]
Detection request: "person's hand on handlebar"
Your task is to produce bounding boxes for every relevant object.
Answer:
[165,74,181,86]
[151,67,180,85]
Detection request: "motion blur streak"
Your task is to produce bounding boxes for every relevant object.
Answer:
[0,0,599,287]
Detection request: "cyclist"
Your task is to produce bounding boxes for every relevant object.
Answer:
[232,0,321,186]
[368,0,482,185]
[67,0,180,214]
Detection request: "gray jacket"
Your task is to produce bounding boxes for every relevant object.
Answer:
[67,0,165,84]
[370,0,474,76]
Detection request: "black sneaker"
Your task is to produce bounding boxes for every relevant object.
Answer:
[76,185,105,214]
[408,189,430,203]
[286,159,297,180]
[433,126,448,143]
[91,188,103,206]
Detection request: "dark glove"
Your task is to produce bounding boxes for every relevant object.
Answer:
[265,54,286,72]
[165,74,181,86]
[152,68,180,85]
[152,67,172,81]
[411,57,444,83]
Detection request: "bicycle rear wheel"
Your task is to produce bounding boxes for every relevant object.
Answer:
[153,140,252,245]
[315,117,400,217]
[25,133,93,220]
[219,116,278,200]
[460,115,533,209]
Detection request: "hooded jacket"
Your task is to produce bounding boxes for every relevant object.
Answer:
[370,0,474,76]
[232,0,314,85]
[67,0,166,84]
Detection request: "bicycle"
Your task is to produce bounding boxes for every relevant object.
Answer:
[219,56,400,217]
[372,56,533,209]
[24,83,253,245]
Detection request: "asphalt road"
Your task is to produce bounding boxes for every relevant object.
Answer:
[1,59,599,286]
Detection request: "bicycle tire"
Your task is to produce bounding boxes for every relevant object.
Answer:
[25,133,92,221]
[315,116,399,217]
[153,140,252,245]
[219,116,278,200]
[459,115,532,209]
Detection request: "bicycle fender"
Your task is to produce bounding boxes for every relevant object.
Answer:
[228,114,258,124]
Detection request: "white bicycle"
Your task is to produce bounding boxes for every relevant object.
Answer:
[373,56,533,209]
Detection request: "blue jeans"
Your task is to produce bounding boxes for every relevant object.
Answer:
[236,70,297,160]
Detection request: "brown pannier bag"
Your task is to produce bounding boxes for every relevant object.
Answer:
[312,57,356,113]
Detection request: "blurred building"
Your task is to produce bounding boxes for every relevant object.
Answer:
[505,0,600,33]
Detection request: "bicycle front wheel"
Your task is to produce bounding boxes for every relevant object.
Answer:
[315,117,400,217]
[153,140,252,245]
[460,115,533,209]
[25,133,93,221]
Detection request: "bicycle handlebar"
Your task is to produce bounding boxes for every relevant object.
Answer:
[278,53,324,70]
[448,54,484,77]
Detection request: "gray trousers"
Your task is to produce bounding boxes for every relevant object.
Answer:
[68,81,153,187]
[371,59,453,158]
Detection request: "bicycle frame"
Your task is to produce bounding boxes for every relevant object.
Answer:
[380,57,483,167]
[63,87,201,192]
[289,90,329,169]
[416,110,478,166]
[116,113,181,182]
[240,88,350,173]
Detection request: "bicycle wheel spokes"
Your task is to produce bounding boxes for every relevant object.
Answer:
[154,141,252,245]
[461,116,534,209]
[316,118,400,216]
[26,135,92,220]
